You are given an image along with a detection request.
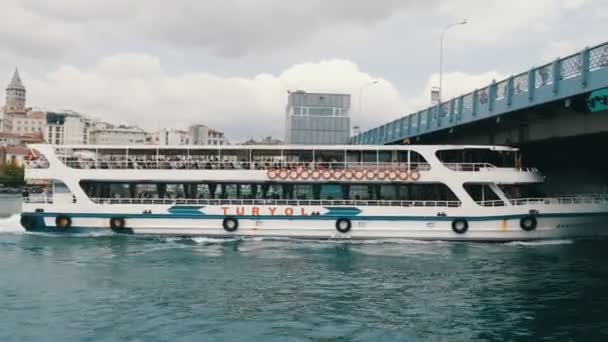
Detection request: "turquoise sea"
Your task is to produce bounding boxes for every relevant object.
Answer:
[1,195,608,341]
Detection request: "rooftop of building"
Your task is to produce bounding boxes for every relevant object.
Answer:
[288,90,350,97]
[6,68,24,89]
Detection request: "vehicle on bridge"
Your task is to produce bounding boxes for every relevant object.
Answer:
[19,144,608,241]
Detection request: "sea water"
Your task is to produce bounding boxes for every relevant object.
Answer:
[1,196,608,341]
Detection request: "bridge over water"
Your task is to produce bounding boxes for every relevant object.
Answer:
[352,41,608,192]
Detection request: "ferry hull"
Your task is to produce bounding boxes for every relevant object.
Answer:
[20,211,608,241]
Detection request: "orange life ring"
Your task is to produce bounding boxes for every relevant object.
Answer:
[300,170,310,180]
[398,170,409,181]
[322,170,333,180]
[365,170,377,180]
[387,170,398,181]
[311,170,321,179]
[376,170,387,180]
[289,170,299,180]
[410,169,421,181]
[267,169,278,179]
[278,169,289,179]
[343,170,354,180]
[354,170,365,180]
[333,170,344,180]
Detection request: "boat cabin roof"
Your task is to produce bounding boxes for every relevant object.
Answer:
[28,144,518,153]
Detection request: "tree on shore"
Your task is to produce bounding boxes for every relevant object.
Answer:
[0,162,25,185]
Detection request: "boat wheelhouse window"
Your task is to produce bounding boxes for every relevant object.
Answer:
[436,149,517,168]
[25,149,50,169]
[464,183,503,206]
[499,184,545,199]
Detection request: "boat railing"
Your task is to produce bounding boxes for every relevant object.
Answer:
[88,197,461,208]
[509,195,608,206]
[475,200,506,207]
[56,159,432,172]
[444,163,539,173]
[22,194,53,204]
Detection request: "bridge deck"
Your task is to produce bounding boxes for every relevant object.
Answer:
[352,42,608,145]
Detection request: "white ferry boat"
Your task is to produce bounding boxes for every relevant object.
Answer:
[19,144,608,241]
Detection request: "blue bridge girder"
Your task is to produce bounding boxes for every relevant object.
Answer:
[351,41,608,145]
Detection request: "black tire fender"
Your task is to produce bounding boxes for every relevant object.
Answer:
[451,219,469,234]
[55,215,72,229]
[520,215,537,232]
[20,215,33,229]
[110,217,126,229]
[223,217,239,232]
[335,218,352,233]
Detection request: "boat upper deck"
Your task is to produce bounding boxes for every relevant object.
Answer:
[26,144,526,171]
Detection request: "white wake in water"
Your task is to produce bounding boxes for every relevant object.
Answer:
[504,239,574,246]
[0,214,24,233]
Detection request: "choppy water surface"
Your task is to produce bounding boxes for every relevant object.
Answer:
[2,211,608,340]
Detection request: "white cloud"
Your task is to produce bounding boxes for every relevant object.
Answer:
[15,0,430,58]
[26,55,408,141]
[23,53,507,141]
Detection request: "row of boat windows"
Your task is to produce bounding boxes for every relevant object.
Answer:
[436,149,519,168]
[79,181,459,202]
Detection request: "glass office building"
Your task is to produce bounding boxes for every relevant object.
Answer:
[285,91,351,145]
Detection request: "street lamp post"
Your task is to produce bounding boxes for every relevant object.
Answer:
[439,19,467,103]
[359,80,379,117]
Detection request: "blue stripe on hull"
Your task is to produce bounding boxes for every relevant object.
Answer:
[21,211,608,222]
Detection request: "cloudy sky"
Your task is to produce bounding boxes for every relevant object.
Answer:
[1,0,606,142]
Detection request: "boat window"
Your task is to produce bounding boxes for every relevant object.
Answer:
[314,150,345,168]
[24,149,50,169]
[361,150,377,163]
[78,181,460,204]
[464,183,504,206]
[499,184,545,199]
[219,148,251,169]
[346,150,362,164]
[283,150,313,167]
[378,151,392,163]
[437,149,517,168]
[251,149,282,169]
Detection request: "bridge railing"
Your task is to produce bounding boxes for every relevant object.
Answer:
[352,41,608,145]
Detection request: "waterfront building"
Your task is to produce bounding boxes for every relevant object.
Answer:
[44,112,87,145]
[89,125,146,145]
[0,132,23,146]
[148,128,191,145]
[0,145,30,167]
[188,124,228,145]
[240,136,284,145]
[11,110,46,136]
[285,91,351,145]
